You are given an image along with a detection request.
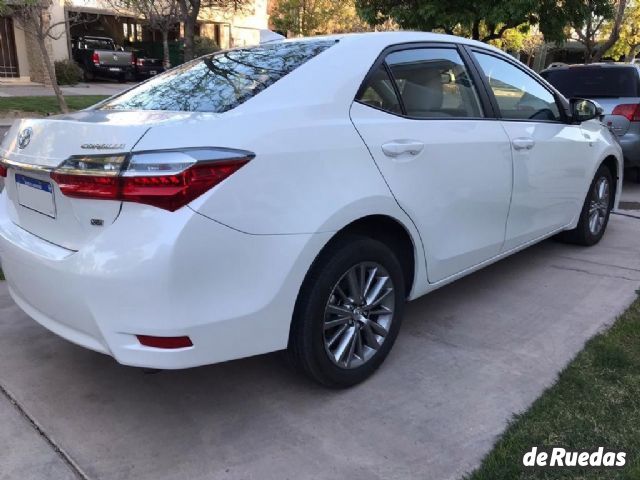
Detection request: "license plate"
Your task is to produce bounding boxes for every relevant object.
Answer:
[109,67,121,72]
[15,173,56,218]
[150,70,157,75]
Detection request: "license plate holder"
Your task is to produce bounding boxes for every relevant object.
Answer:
[15,173,56,218]
[150,70,157,75]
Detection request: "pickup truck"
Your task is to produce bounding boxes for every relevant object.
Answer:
[131,49,165,80]
[72,36,133,82]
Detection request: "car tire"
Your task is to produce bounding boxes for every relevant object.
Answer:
[83,70,94,82]
[287,234,406,388]
[559,164,614,246]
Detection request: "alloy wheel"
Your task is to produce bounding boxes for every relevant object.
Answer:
[588,176,610,236]
[323,261,395,369]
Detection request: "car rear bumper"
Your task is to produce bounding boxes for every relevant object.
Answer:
[0,192,330,369]
[135,65,164,78]
[91,65,133,78]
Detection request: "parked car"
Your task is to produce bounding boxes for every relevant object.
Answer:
[541,63,639,172]
[131,49,164,80]
[0,33,622,387]
[72,36,133,82]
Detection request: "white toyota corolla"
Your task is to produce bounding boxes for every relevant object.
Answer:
[0,32,623,387]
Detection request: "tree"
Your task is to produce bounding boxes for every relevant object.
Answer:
[355,0,540,42]
[177,0,249,62]
[605,0,640,61]
[272,0,368,36]
[563,0,628,63]
[1,0,71,112]
[105,0,180,68]
[489,26,543,65]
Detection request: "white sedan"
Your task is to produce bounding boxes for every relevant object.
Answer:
[0,32,622,387]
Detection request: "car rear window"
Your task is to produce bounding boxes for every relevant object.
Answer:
[99,39,337,113]
[541,67,640,98]
[82,38,115,50]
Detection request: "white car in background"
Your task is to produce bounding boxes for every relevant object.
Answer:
[0,33,623,387]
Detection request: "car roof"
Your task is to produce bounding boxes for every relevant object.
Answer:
[278,31,506,55]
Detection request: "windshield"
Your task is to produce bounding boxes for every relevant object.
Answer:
[542,67,640,98]
[99,39,337,113]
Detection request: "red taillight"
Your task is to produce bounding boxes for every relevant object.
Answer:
[92,52,100,65]
[50,149,252,211]
[0,164,7,178]
[612,103,640,121]
[120,160,247,211]
[131,53,136,65]
[49,173,118,199]
[137,335,193,349]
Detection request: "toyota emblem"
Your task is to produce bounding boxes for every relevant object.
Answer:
[17,127,32,149]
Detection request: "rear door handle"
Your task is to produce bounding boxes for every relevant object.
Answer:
[381,140,425,158]
[511,137,535,151]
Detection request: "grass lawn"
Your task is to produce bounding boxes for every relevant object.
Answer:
[0,96,108,115]
[466,295,640,479]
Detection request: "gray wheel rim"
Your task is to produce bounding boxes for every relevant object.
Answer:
[323,261,395,369]
[588,176,610,236]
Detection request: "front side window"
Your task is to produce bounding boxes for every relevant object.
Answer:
[385,48,483,118]
[473,52,561,122]
[99,40,336,113]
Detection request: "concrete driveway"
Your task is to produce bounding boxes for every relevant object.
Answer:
[1,210,640,479]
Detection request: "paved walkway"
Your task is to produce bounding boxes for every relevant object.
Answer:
[0,199,639,479]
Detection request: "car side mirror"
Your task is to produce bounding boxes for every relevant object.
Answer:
[571,98,603,123]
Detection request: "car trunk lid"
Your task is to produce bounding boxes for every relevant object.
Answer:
[96,50,132,68]
[0,111,192,250]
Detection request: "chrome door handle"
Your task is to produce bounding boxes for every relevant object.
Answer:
[381,140,425,158]
[512,138,535,151]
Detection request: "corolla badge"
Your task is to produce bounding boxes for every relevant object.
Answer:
[17,127,32,149]
[81,143,126,150]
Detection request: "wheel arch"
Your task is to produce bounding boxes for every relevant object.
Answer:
[300,213,425,304]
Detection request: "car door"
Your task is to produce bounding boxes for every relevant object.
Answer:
[350,45,513,283]
[469,50,592,251]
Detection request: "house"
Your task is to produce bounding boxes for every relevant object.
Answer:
[0,0,269,83]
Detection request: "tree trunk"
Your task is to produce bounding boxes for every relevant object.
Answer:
[161,30,171,69]
[625,44,640,62]
[36,34,68,113]
[585,49,595,64]
[178,0,199,62]
[183,13,196,61]
[471,19,480,41]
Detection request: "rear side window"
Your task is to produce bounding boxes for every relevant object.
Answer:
[357,64,402,114]
[542,67,640,98]
[100,40,336,113]
[473,52,561,122]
